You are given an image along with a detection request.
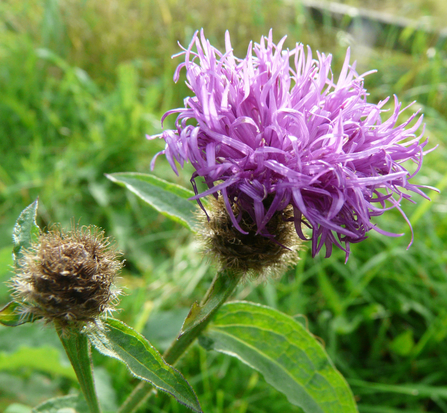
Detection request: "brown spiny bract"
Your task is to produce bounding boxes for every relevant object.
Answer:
[197,198,300,280]
[11,225,123,330]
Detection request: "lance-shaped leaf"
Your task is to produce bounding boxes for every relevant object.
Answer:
[3,201,41,328]
[32,394,88,413]
[180,270,241,336]
[12,199,40,267]
[86,318,202,413]
[106,172,198,232]
[0,301,41,327]
[200,301,358,413]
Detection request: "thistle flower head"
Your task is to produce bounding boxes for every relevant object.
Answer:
[198,197,299,279]
[11,225,123,330]
[150,29,433,261]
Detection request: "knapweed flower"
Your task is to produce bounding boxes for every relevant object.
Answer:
[11,225,123,330]
[150,29,432,262]
[197,197,299,278]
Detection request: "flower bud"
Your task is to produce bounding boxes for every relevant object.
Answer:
[11,225,123,330]
[198,197,300,279]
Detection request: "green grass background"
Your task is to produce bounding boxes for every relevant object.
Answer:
[1,0,447,412]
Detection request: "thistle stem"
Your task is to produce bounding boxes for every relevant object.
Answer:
[56,324,102,413]
[118,270,241,413]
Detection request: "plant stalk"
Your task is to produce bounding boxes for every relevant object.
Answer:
[118,270,241,413]
[56,324,102,413]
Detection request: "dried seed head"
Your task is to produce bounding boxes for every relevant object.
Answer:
[198,198,300,280]
[11,225,123,330]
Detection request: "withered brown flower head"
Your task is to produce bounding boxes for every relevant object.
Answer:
[198,197,300,280]
[11,225,123,329]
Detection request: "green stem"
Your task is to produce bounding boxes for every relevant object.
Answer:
[164,269,240,364]
[56,324,102,413]
[118,269,241,413]
[118,383,154,413]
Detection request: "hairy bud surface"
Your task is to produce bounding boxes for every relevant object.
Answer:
[11,225,123,329]
[198,198,300,279]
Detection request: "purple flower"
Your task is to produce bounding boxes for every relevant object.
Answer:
[150,30,433,260]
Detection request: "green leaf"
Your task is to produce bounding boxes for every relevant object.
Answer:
[389,330,415,356]
[0,302,41,326]
[57,328,101,413]
[106,172,198,232]
[94,367,119,413]
[32,394,88,413]
[163,270,242,366]
[86,318,202,413]
[4,404,32,413]
[200,301,358,413]
[180,270,241,336]
[12,199,40,268]
[0,345,76,380]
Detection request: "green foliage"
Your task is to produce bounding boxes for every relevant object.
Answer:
[201,301,357,413]
[0,247,14,303]
[56,329,101,413]
[1,201,42,327]
[87,318,202,413]
[32,394,88,413]
[106,173,198,232]
[4,405,32,413]
[0,302,40,327]
[0,346,75,380]
[181,271,241,336]
[12,199,40,268]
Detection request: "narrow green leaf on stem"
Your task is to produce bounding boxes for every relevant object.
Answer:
[180,269,241,336]
[164,270,242,365]
[32,394,89,413]
[87,318,202,413]
[118,270,242,413]
[12,199,40,268]
[105,172,198,232]
[56,326,101,413]
[200,301,358,413]
[0,301,41,327]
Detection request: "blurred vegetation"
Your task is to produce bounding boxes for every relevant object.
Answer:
[0,0,447,412]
